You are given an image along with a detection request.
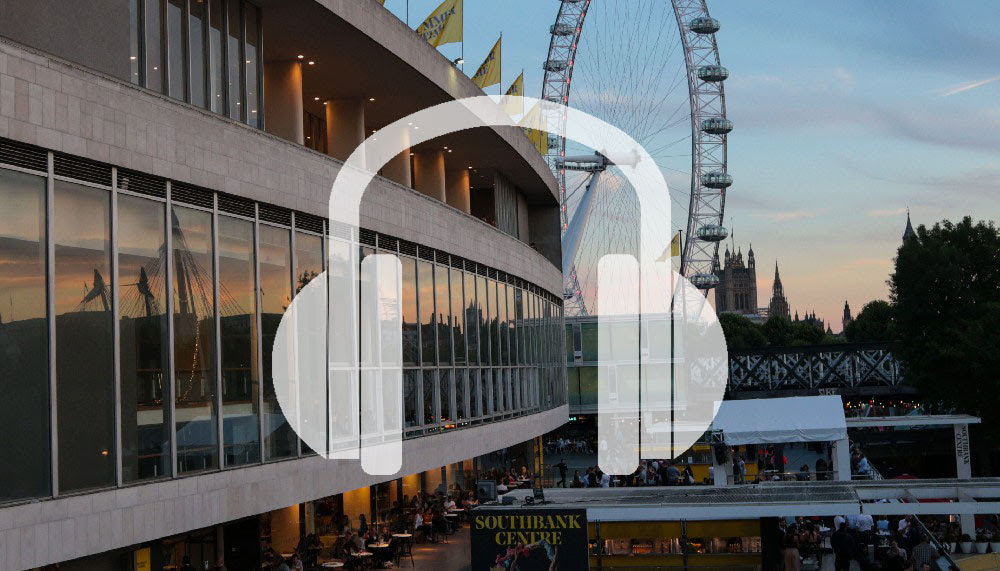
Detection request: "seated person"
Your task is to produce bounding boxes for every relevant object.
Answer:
[443,496,457,511]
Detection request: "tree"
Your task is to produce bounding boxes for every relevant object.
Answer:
[788,321,825,346]
[718,312,767,351]
[844,300,896,342]
[891,217,1000,470]
[762,315,792,346]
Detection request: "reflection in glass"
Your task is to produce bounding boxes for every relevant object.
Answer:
[0,169,50,501]
[456,369,467,421]
[483,367,493,415]
[245,4,260,127]
[489,279,500,366]
[145,0,163,92]
[260,224,295,460]
[450,269,465,364]
[209,0,225,113]
[54,181,115,491]
[218,216,258,467]
[514,288,524,366]
[422,370,437,427]
[171,205,218,473]
[401,258,418,366]
[435,264,451,364]
[403,370,419,428]
[440,369,454,425]
[498,283,509,364]
[477,276,489,364]
[507,286,517,366]
[470,369,481,417]
[418,261,435,365]
[227,0,242,120]
[167,0,185,100]
[119,194,169,482]
[493,369,504,414]
[464,272,477,365]
[189,0,207,107]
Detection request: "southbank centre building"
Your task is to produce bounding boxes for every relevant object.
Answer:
[0,0,568,568]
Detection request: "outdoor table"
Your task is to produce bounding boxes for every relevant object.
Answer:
[368,542,391,549]
[321,563,345,569]
[392,533,412,538]
[279,553,295,559]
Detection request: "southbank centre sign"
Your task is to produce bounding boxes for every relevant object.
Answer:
[470,508,589,570]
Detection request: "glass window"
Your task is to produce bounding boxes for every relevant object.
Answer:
[498,283,509,364]
[54,181,115,492]
[0,169,50,501]
[476,276,489,364]
[440,369,454,426]
[506,284,515,365]
[581,322,599,361]
[218,216,258,467]
[404,370,419,428]
[260,224,295,460]
[489,279,500,366]
[295,232,323,293]
[167,0,186,100]
[493,369,503,414]
[244,3,260,127]
[422,370,437,427]
[129,0,140,83]
[208,0,225,113]
[171,205,218,473]
[145,0,163,92]
[227,0,243,120]
[514,288,524,365]
[565,323,575,363]
[189,0,207,107]
[401,257,419,366]
[119,194,169,482]
[470,369,481,417]
[450,269,465,365]
[464,272,477,365]
[482,367,492,415]
[435,264,451,365]
[418,261,435,365]
[455,369,467,421]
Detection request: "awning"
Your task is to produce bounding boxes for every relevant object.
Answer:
[711,395,847,445]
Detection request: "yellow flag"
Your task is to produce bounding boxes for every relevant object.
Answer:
[519,102,548,155]
[472,36,502,89]
[501,71,524,116]
[416,0,463,48]
[657,231,682,262]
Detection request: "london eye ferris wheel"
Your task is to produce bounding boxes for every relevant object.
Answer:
[541,0,732,316]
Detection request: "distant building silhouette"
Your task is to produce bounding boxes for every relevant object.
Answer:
[767,262,790,320]
[902,209,916,242]
[713,245,758,315]
[842,300,853,332]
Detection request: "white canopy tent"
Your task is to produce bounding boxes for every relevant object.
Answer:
[710,395,848,445]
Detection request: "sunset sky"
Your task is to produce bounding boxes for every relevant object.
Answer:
[385,0,1000,330]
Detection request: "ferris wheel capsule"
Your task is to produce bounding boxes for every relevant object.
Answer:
[550,23,575,36]
[697,65,729,82]
[689,17,720,34]
[701,117,733,135]
[701,171,733,189]
[690,273,720,289]
[696,224,729,242]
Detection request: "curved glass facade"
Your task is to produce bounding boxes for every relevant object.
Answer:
[0,140,565,504]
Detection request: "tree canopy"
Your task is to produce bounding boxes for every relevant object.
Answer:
[844,299,897,342]
[890,217,1000,432]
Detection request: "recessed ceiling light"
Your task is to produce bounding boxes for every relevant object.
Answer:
[323,101,328,105]
[308,61,315,65]
[443,146,448,149]
[369,97,375,102]
[314,97,320,101]
[448,150,452,153]
[297,55,304,59]
[407,122,413,126]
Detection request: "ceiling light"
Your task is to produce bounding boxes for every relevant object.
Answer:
[314,97,320,101]
[407,122,413,126]
[369,97,376,102]
[443,146,448,149]
[448,150,452,153]
[297,55,304,59]
[308,61,315,65]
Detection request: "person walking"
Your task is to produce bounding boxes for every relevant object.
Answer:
[831,522,858,571]
[912,534,936,570]
[554,459,568,488]
[783,533,802,571]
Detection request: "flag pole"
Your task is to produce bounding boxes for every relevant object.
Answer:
[406,0,409,26]
[461,0,464,71]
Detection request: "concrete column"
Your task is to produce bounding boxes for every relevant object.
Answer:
[445,168,471,213]
[263,61,304,145]
[325,98,366,162]
[833,438,851,481]
[955,423,975,538]
[413,150,446,201]
[382,126,412,188]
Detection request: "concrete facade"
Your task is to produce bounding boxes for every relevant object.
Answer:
[0,405,568,569]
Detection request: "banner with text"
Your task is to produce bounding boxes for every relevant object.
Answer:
[470,508,588,570]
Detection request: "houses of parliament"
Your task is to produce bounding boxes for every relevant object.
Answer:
[712,244,837,332]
